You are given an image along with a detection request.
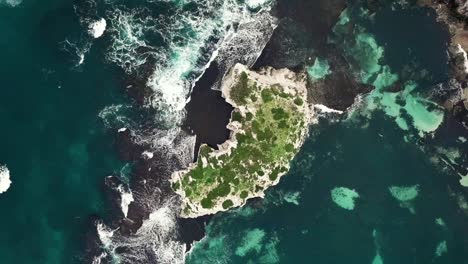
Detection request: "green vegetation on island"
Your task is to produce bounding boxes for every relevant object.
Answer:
[171,64,310,217]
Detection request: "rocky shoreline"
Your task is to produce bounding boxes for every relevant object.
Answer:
[171,63,314,218]
[87,0,468,263]
[417,0,468,128]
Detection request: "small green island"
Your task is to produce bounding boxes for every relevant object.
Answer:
[171,64,313,217]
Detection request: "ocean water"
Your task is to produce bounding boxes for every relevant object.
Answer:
[0,0,467,263]
[186,115,468,264]
[187,2,468,264]
[0,0,127,262]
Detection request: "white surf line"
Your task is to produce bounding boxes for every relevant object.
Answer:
[0,165,11,194]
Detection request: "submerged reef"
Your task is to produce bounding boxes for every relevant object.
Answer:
[330,187,360,210]
[171,64,313,217]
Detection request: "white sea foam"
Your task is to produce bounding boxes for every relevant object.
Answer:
[106,0,276,126]
[97,200,186,264]
[117,185,134,217]
[95,127,195,262]
[456,44,468,73]
[211,8,277,90]
[245,0,271,9]
[315,104,344,114]
[89,18,107,38]
[0,165,11,194]
[105,8,155,73]
[61,39,92,66]
[92,0,276,261]
[96,222,115,248]
[98,104,132,129]
[78,53,85,65]
[91,252,108,264]
[141,151,154,159]
[96,222,121,263]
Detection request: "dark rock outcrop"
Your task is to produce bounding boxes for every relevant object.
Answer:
[420,0,468,128]
[307,51,374,111]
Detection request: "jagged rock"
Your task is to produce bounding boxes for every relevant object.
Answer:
[307,51,374,111]
[419,0,468,128]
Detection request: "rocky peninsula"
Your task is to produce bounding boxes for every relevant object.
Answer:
[171,64,314,217]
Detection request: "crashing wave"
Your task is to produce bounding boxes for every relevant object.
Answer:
[88,18,107,38]
[94,126,195,262]
[105,0,276,126]
[62,0,103,67]
[91,252,108,264]
[117,184,134,218]
[96,199,186,264]
[0,165,11,194]
[86,0,278,261]
[245,0,272,10]
[97,222,116,249]
[209,8,278,90]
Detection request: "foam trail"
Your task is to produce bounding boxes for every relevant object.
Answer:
[61,39,92,67]
[96,222,115,249]
[96,199,186,264]
[91,252,107,264]
[245,0,272,9]
[117,185,134,218]
[89,0,278,262]
[315,104,344,114]
[105,0,277,126]
[98,104,133,129]
[0,165,11,194]
[88,18,107,38]
[95,127,196,263]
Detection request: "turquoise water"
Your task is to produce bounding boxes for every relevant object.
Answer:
[187,115,468,263]
[187,3,468,264]
[1,0,467,263]
[0,1,126,262]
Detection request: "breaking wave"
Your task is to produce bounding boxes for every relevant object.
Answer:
[117,184,134,218]
[80,0,278,262]
[94,126,196,263]
[89,18,107,38]
[105,0,277,126]
[0,165,11,194]
[96,199,186,264]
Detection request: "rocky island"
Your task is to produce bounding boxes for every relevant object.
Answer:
[171,64,314,217]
